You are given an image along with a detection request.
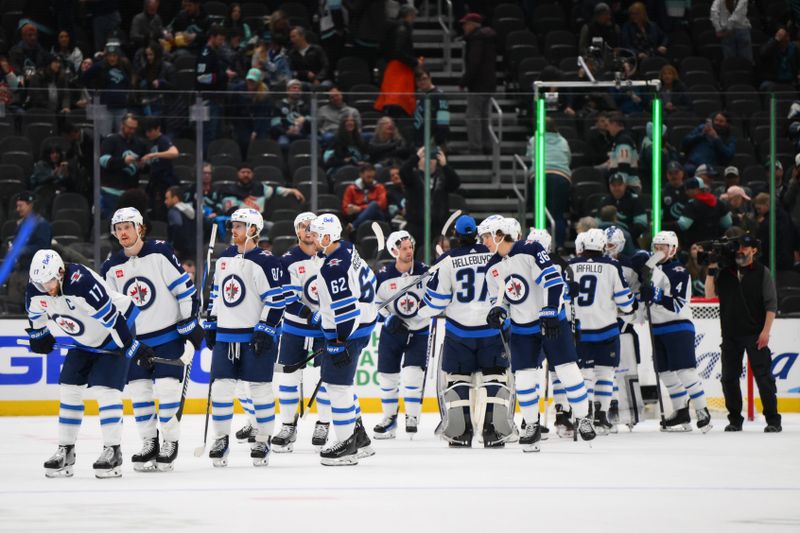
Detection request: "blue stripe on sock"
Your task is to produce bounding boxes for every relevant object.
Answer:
[212,414,233,421]
[60,403,84,411]
[58,417,82,425]
[332,418,356,426]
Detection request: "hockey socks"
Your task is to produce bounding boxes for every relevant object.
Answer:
[211,379,236,438]
[514,368,542,424]
[378,372,400,419]
[277,369,302,424]
[249,381,276,444]
[96,386,123,447]
[554,363,590,418]
[594,366,615,412]
[156,377,182,442]
[676,368,708,410]
[128,379,157,440]
[58,384,85,446]
[328,384,356,442]
[316,384,332,423]
[660,371,689,410]
[401,366,425,419]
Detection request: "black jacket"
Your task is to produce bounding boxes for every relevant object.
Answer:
[383,19,417,68]
[716,261,777,337]
[288,44,330,82]
[462,26,496,92]
[399,152,460,233]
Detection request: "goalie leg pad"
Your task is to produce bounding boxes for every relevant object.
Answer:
[676,368,708,410]
[441,374,473,441]
[479,368,515,439]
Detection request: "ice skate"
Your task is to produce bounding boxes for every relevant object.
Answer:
[373,415,397,440]
[93,445,122,479]
[131,435,159,472]
[446,427,473,448]
[250,440,270,466]
[44,445,75,478]
[405,415,418,438]
[593,404,615,436]
[355,418,375,459]
[660,407,692,432]
[209,435,230,467]
[482,424,506,448]
[608,399,620,424]
[271,423,297,453]
[696,408,713,434]
[519,421,541,453]
[235,423,256,443]
[576,417,596,442]
[311,421,329,448]
[156,441,178,472]
[555,405,575,439]
[320,433,359,466]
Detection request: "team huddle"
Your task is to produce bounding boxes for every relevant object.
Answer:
[23,206,712,478]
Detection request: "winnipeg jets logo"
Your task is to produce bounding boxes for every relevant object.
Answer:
[394,292,421,318]
[328,259,342,267]
[503,275,529,304]
[222,274,246,306]
[304,275,319,306]
[53,314,85,336]
[123,277,156,310]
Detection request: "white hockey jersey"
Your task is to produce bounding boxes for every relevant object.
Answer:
[567,256,634,342]
[101,240,196,347]
[316,241,377,341]
[281,245,323,338]
[26,263,138,350]
[420,244,497,338]
[648,259,694,333]
[208,245,285,343]
[375,260,429,333]
[485,240,566,334]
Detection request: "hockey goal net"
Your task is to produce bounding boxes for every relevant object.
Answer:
[690,297,755,420]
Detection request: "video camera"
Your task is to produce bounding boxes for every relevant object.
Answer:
[697,234,760,268]
[586,37,629,77]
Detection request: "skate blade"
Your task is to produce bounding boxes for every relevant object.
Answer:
[252,457,270,467]
[212,458,229,467]
[320,456,358,466]
[521,443,541,453]
[356,446,375,459]
[272,443,295,453]
[660,424,692,433]
[372,432,396,440]
[133,460,158,472]
[156,462,175,472]
[483,441,505,449]
[594,427,609,437]
[45,465,74,478]
[579,431,597,442]
[609,425,618,434]
[699,423,713,434]
[312,444,325,451]
[94,466,122,479]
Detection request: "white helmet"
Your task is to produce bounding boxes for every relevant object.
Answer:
[583,228,607,252]
[29,249,65,291]
[505,218,522,241]
[310,213,342,250]
[110,207,144,236]
[605,226,626,258]
[293,211,316,233]
[652,230,679,259]
[575,232,588,254]
[477,214,506,239]
[527,228,552,252]
[231,208,264,239]
[386,230,414,258]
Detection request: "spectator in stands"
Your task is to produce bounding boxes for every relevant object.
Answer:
[346,0,387,68]
[710,0,753,63]
[640,121,679,182]
[585,112,612,166]
[218,162,304,214]
[196,25,232,154]
[659,64,690,113]
[375,6,418,133]
[141,117,179,220]
[225,4,252,44]
[265,10,290,48]
[781,154,800,228]
[137,43,175,117]
[164,185,196,259]
[610,60,650,114]
[288,26,329,86]
[460,12,496,155]
[30,144,72,209]
[578,3,621,57]
[98,113,146,218]
[318,0,347,68]
[230,68,272,156]
[682,112,736,175]
[773,161,787,200]
[271,78,311,148]
[575,215,598,234]
[752,192,800,271]
[61,122,92,196]
[88,0,122,53]
[721,185,756,231]
[198,161,220,238]
[695,163,718,191]
[7,191,52,306]
[0,55,21,108]
[81,43,133,129]
[219,27,249,77]
[663,160,689,226]
[620,2,668,60]
[252,38,291,90]
[130,0,165,51]
[369,116,408,166]
[166,0,208,54]
[28,54,73,113]
[596,207,636,255]
[413,66,450,150]
[51,30,83,77]
[73,57,93,109]
[678,177,732,248]
[527,117,572,249]
[318,85,361,145]
[9,23,47,83]
[399,146,460,257]
[686,243,708,296]
[341,163,388,232]
[604,112,640,189]
[600,172,647,241]
[323,110,368,176]
[758,27,799,90]
[386,164,406,228]
[714,166,752,198]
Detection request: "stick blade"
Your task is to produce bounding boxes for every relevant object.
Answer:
[441,209,462,237]
[371,222,386,252]
[193,446,205,457]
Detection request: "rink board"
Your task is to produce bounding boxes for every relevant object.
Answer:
[1,317,800,415]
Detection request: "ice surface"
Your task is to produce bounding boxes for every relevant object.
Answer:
[1,413,798,533]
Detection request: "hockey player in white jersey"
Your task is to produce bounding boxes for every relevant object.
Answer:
[25,249,154,478]
[484,219,595,451]
[202,208,286,467]
[568,228,634,435]
[311,214,378,465]
[102,208,202,472]
[640,231,712,433]
[420,215,511,448]
[270,212,332,452]
[373,231,429,439]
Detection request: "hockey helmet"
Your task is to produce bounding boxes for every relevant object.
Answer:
[110,207,144,236]
[505,218,522,241]
[29,249,65,292]
[310,213,343,247]
[652,230,679,259]
[293,211,316,233]
[582,228,607,252]
[605,226,626,258]
[230,208,264,238]
[527,228,552,252]
[386,230,415,258]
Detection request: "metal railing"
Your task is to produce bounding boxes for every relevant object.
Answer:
[488,96,503,184]
[437,0,453,72]
[511,153,555,242]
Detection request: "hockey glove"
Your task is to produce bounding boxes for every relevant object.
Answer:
[203,320,217,350]
[251,322,277,356]
[567,281,580,300]
[177,317,205,350]
[539,307,561,340]
[384,315,408,335]
[640,284,663,304]
[26,327,56,354]
[486,306,508,329]
[125,340,155,370]
[298,305,312,320]
[308,310,321,327]
[327,342,351,368]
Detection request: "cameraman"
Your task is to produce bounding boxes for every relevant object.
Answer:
[704,228,782,432]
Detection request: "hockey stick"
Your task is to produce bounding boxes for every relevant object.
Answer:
[435,209,461,257]
[177,223,217,422]
[276,346,326,373]
[371,221,385,266]
[416,314,439,433]
[641,251,667,427]
[301,375,324,419]
[16,339,183,366]
[377,258,447,312]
